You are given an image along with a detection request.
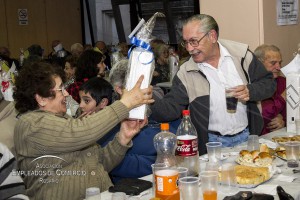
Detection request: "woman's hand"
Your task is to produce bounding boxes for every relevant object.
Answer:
[120,75,154,109]
[118,117,148,146]
[77,110,94,119]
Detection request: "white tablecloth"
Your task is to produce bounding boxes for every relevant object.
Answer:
[101,128,300,200]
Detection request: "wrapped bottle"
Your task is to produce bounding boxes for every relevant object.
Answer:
[175,110,199,176]
[125,12,165,120]
[153,123,177,167]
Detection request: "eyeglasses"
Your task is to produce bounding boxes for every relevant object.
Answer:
[181,32,209,47]
[53,85,66,95]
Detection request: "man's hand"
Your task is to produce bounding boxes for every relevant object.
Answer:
[232,85,250,102]
[267,114,285,131]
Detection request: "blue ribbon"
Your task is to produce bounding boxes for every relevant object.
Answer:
[128,37,153,65]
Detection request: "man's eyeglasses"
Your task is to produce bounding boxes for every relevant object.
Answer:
[181,32,209,47]
[53,85,66,95]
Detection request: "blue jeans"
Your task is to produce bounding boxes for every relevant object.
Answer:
[208,128,250,147]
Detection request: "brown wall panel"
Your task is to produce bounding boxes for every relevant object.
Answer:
[2,0,81,58]
[0,0,8,48]
[45,0,82,55]
[5,0,48,58]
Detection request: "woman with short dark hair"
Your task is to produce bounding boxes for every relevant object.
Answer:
[13,61,153,200]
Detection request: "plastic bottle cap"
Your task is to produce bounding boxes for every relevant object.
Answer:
[160,123,169,130]
[182,110,190,116]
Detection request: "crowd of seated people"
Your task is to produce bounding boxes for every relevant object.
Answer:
[0,39,182,199]
[0,25,291,199]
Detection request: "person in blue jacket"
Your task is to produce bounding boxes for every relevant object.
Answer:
[78,60,180,183]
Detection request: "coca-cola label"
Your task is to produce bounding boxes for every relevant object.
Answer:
[176,138,198,156]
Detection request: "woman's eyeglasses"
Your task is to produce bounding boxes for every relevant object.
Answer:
[53,85,66,95]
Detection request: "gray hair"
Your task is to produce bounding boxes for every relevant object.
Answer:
[109,59,128,88]
[183,14,219,38]
[254,44,281,62]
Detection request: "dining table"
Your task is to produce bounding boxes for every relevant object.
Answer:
[100,127,300,200]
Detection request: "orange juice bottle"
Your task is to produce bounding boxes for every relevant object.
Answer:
[203,190,217,200]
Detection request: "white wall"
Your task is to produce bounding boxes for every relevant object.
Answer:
[200,0,300,66]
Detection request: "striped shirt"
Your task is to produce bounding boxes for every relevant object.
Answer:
[0,143,29,200]
[14,101,131,200]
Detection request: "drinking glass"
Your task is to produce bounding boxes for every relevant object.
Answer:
[225,87,238,113]
[152,164,179,199]
[247,135,259,151]
[179,176,200,200]
[200,171,218,200]
[85,187,101,200]
[285,141,300,168]
[206,142,222,163]
[220,163,238,195]
[204,162,220,172]
[177,167,188,179]
[151,163,168,196]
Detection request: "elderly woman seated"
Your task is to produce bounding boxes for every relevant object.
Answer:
[13,61,153,200]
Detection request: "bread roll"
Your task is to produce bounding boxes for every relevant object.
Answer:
[238,150,252,163]
[260,143,269,153]
[250,150,260,159]
[253,152,273,167]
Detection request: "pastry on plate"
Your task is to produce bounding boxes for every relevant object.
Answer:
[235,165,270,185]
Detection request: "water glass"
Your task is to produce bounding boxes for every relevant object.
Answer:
[179,176,200,200]
[206,142,222,163]
[85,187,101,200]
[285,141,300,168]
[247,135,259,151]
[204,162,220,172]
[177,167,188,179]
[220,163,238,195]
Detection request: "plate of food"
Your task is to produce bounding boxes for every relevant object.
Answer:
[236,149,274,167]
[272,135,300,144]
[234,165,273,188]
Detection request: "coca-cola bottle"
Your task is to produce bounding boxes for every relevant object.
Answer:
[153,123,177,167]
[176,110,199,176]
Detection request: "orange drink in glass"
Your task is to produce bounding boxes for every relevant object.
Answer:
[203,190,217,200]
[200,171,218,200]
[154,168,179,200]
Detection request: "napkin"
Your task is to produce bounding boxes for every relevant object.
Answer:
[259,138,278,149]
[273,174,297,182]
[253,184,278,196]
